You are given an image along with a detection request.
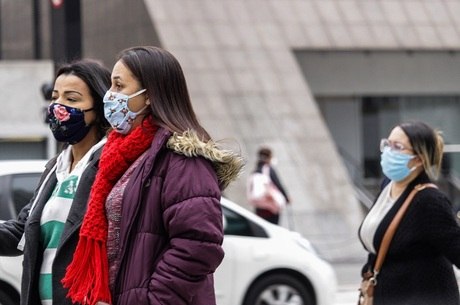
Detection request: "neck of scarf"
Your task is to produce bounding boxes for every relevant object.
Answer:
[62,117,158,305]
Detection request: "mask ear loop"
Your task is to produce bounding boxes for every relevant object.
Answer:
[132,104,149,116]
[78,107,96,128]
[408,154,421,172]
[126,89,148,113]
[128,88,147,99]
[81,107,96,128]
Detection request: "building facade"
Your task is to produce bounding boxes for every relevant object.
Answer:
[2,0,460,259]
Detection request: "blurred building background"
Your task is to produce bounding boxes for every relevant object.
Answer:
[2,0,460,260]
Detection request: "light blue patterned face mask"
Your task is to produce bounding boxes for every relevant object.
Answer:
[380,147,416,182]
[103,89,147,134]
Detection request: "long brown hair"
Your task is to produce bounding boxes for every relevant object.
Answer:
[117,46,210,140]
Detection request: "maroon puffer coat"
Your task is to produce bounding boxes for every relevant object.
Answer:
[112,127,243,305]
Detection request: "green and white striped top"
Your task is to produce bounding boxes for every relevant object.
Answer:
[38,139,104,305]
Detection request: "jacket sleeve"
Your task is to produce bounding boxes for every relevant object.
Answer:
[149,156,224,305]
[0,202,31,256]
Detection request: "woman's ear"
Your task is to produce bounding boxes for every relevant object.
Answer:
[146,98,150,105]
[413,155,424,167]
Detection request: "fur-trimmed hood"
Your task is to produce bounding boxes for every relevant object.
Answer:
[166,130,245,190]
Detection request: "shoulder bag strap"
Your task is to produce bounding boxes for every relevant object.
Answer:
[373,183,438,275]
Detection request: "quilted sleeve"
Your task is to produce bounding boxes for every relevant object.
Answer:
[149,155,224,305]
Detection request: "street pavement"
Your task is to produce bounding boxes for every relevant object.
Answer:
[332,261,362,305]
[335,287,359,305]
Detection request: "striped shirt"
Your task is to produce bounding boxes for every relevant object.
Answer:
[38,139,105,305]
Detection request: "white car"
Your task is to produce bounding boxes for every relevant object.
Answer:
[0,160,47,305]
[0,160,337,305]
[217,198,337,305]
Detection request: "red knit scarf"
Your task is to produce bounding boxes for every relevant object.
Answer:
[62,118,157,305]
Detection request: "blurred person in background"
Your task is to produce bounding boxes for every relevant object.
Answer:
[247,146,290,225]
[358,121,460,305]
[0,59,111,305]
[62,46,244,305]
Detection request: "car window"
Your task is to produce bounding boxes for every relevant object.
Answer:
[222,206,268,238]
[11,173,41,215]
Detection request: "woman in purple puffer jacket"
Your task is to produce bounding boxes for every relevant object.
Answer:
[62,46,244,305]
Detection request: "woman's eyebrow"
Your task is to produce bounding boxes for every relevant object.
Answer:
[63,90,83,96]
[52,89,83,96]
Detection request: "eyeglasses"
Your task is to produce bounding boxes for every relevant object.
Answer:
[380,138,413,153]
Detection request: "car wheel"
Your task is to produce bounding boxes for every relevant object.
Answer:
[243,273,314,305]
[0,290,16,305]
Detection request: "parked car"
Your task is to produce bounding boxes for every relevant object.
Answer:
[217,198,337,305]
[0,160,47,305]
[0,160,337,305]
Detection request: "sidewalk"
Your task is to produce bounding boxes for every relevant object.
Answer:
[332,261,362,286]
[332,261,362,305]
[334,288,359,305]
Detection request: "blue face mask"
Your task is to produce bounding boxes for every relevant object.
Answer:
[380,147,416,182]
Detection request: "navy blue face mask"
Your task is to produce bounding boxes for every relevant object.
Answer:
[47,103,93,144]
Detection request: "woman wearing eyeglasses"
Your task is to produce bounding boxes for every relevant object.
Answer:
[358,121,460,305]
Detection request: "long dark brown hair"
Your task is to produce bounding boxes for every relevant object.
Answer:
[117,46,210,140]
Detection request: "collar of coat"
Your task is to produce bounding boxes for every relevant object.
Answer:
[166,130,245,190]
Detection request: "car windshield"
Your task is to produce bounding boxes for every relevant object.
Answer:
[11,173,41,215]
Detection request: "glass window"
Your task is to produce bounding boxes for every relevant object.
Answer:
[319,94,460,209]
[11,173,41,216]
[223,206,252,236]
[362,95,460,209]
[362,95,460,179]
[222,206,268,238]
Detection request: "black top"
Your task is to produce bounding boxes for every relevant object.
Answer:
[359,172,460,305]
